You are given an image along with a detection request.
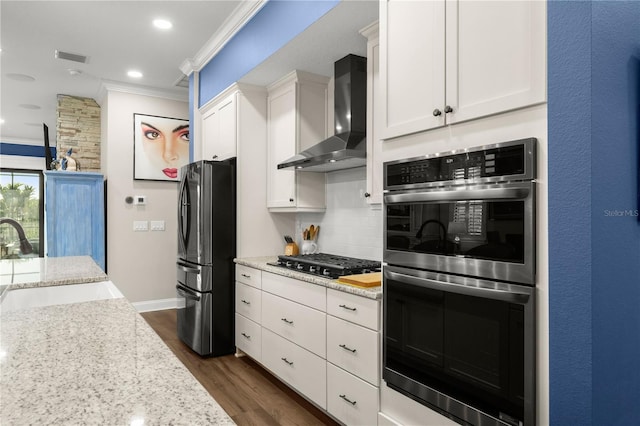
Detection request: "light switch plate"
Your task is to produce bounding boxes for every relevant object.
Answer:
[150,220,165,231]
[133,221,148,231]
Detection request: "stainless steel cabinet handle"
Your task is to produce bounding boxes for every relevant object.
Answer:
[281,318,294,324]
[364,192,371,198]
[241,273,251,278]
[339,344,357,353]
[241,299,251,305]
[211,155,218,159]
[281,357,294,366]
[289,198,294,202]
[444,105,453,113]
[241,333,251,339]
[339,304,357,311]
[432,108,442,117]
[339,395,357,405]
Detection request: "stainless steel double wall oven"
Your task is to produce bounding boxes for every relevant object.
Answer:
[383,138,537,426]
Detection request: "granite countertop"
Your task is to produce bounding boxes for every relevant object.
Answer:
[0,256,235,425]
[0,256,108,299]
[234,256,382,300]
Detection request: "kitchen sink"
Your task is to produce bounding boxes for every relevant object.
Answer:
[1,281,123,312]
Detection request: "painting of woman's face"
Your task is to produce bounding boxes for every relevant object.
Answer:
[134,113,190,181]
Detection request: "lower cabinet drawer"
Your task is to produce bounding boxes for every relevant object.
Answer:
[261,328,327,409]
[327,315,380,386]
[235,282,261,323]
[235,313,261,361]
[262,291,326,358]
[327,362,379,426]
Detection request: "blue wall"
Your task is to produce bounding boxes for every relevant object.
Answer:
[197,0,339,107]
[549,1,640,424]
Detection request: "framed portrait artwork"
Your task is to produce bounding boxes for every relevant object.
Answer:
[133,113,190,181]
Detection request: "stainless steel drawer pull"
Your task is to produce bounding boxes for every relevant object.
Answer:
[241,273,251,278]
[339,394,357,405]
[339,344,357,353]
[241,299,251,305]
[241,333,251,339]
[281,318,294,324]
[281,357,294,366]
[339,304,357,311]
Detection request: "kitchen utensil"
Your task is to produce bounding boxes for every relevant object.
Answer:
[301,240,318,255]
[284,242,299,256]
[309,225,315,240]
[284,235,294,244]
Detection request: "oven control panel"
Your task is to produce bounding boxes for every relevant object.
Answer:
[385,138,536,188]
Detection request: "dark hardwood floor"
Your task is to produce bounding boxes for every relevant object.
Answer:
[141,309,339,426]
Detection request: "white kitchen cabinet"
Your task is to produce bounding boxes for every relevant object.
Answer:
[200,90,237,161]
[262,328,327,409]
[360,21,383,205]
[326,288,381,424]
[261,291,326,358]
[327,362,379,426]
[234,265,262,361]
[235,313,262,361]
[379,0,546,139]
[266,70,329,212]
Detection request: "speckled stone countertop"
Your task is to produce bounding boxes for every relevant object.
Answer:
[234,256,382,300]
[0,256,235,425]
[0,256,108,298]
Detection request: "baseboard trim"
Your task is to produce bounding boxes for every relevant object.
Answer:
[132,298,180,313]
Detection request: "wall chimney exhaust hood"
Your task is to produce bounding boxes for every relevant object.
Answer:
[277,54,367,172]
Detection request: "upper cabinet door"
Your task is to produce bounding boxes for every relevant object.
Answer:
[379,0,546,140]
[445,0,546,125]
[201,92,237,161]
[379,0,446,140]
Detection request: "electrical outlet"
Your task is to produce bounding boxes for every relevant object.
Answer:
[150,220,165,231]
[133,221,148,231]
[134,195,146,205]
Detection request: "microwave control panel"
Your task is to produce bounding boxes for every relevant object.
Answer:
[385,138,535,188]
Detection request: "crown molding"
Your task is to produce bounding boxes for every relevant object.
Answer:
[96,80,188,105]
[179,0,267,76]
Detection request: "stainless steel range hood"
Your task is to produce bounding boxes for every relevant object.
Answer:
[277,54,367,172]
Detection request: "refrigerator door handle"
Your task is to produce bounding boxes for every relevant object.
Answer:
[178,175,190,251]
[177,261,201,275]
[176,284,201,302]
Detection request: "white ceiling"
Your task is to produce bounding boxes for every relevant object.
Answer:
[0,0,378,144]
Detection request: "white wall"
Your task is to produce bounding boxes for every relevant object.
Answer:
[101,90,188,303]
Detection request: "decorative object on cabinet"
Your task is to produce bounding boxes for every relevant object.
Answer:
[133,113,189,182]
[44,171,106,271]
[379,0,546,139]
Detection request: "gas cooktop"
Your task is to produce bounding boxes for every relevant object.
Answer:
[268,253,381,279]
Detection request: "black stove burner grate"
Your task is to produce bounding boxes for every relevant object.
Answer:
[270,253,381,279]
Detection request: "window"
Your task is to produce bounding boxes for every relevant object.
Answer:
[0,169,44,259]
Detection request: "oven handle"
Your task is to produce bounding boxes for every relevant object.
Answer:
[384,267,531,304]
[384,186,530,204]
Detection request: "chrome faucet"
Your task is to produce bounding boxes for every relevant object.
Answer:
[0,218,33,255]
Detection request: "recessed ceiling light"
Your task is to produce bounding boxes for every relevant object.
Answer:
[153,19,172,30]
[128,70,143,78]
[6,73,35,82]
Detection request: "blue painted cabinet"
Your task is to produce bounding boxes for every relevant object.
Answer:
[44,171,105,271]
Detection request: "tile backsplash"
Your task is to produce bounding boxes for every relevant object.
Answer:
[296,167,383,261]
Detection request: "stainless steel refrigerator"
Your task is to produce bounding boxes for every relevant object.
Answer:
[176,158,235,356]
